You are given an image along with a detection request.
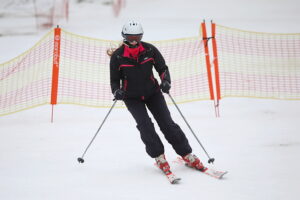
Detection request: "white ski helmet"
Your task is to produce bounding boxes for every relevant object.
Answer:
[122,20,144,37]
[122,20,143,35]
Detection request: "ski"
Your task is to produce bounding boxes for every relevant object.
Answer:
[195,167,227,179]
[164,170,181,184]
[174,157,228,179]
[155,163,181,184]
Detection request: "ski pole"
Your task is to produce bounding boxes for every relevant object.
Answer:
[167,93,215,164]
[77,100,118,163]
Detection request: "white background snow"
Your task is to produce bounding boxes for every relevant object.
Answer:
[1,0,300,200]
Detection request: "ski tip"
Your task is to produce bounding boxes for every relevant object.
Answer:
[171,178,181,184]
[217,171,228,179]
[221,171,228,177]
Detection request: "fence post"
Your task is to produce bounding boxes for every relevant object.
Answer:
[201,21,214,101]
[211,22,221,117]
[51,25,61,122]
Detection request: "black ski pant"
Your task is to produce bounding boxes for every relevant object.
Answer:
[124,91,192,158]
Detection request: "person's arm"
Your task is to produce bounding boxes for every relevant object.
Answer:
[110,53,126,100]
[152,44,171,84]
[160,67,171,84]
[151,44,171,93]
[110,53,121,94]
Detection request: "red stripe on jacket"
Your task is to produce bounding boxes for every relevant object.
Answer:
[123,80,128,91]
[140,58,154,64]
[160,72,165,80]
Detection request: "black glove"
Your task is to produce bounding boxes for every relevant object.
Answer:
[160,80,171,94]
[113,89,126,100]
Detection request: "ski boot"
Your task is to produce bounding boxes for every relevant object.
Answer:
[155,154,181,184]
[155,154,171,173]
[182,153,205,171]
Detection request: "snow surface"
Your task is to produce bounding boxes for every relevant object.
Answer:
[1,0,300,200]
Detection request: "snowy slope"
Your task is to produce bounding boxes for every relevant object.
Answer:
[1,0,300,200]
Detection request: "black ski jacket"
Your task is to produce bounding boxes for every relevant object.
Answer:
[110,41,171,99]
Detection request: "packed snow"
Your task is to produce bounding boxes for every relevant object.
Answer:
[1,0,300,200]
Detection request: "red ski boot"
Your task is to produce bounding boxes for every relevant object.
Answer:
[182,154,205,171]
[155,154,181,184]
[155,154,171,173]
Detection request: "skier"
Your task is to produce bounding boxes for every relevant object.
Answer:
[109,20,204,175]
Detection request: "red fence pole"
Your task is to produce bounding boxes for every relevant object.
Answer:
[201,21,214,101]
[51,26,61,122]
[211,22,221,117]
[211,22,221,101]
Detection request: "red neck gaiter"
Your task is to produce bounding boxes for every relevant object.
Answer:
[123,43,145,60]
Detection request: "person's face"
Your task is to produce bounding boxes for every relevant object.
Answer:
[124,34,143,43]
[129,40,138,46]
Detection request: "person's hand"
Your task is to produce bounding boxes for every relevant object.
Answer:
[160,80,171,94]
[114,89,126,100]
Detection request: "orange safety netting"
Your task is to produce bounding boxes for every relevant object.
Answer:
[2,23,300,117]
[57,30,209,107]
[214,24,300,100]
[0,28,210,116]
[0,31,54,116]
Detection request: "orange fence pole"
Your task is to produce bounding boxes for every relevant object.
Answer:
[211,22,221,101]
[211,22,221,117]
[201,21,214,100]
[51,26,61,122]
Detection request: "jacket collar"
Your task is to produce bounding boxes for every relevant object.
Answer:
[123,42,146,59]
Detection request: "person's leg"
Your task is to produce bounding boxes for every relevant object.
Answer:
[124,98,164,158]
[146,92,192,157]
